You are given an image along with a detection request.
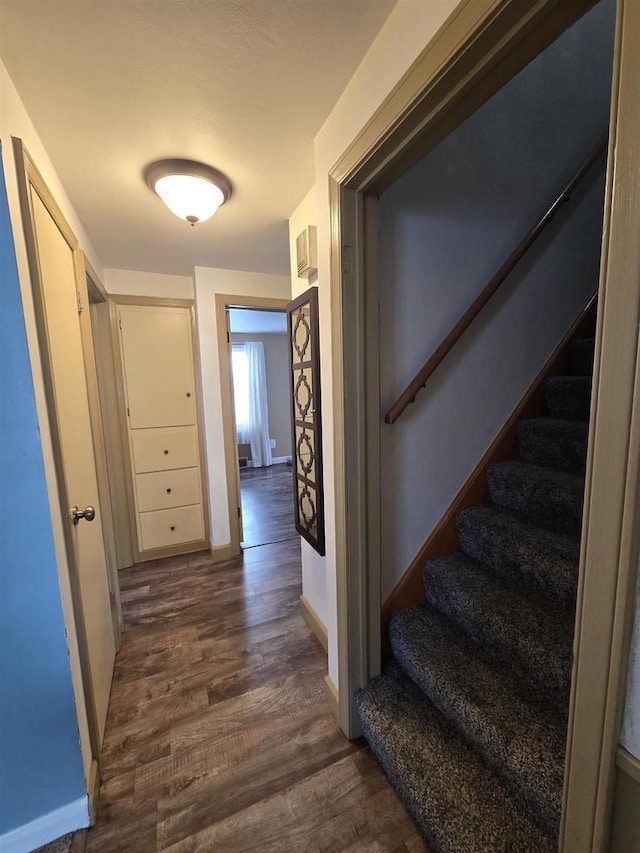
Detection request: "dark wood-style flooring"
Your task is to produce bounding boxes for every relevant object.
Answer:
[240,463,297,549]
[82,537,426,852]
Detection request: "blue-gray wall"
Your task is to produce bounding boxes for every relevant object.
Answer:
[0,146,85,833]
[621,564,640,760]
[379,0,616,597]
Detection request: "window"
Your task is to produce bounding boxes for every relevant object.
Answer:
[231,344,249,440]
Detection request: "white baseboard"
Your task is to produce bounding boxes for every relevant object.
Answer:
[245,456,291,467]
[323,675,339,724]
[300,594,328,652]
[0,797,89,853]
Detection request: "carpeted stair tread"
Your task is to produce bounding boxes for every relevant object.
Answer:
[488,460,584,537]
[456,505,579,605]
[569,337,595,376]
[423,554,573,708]
[517,417,588,476]
[390,603,565,837]
[355,663,555,853]
[544,375,591,421]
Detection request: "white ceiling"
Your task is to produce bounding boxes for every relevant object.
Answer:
[228,308,286,334]
[0,0,396,276]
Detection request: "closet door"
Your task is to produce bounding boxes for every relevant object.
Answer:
[119,305,196,428]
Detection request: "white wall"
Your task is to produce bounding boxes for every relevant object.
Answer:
[378,0,615,597]
[103,268,193,299]
[193,266,291,547]
[288,0,463,684]
[0,59,100,819]
[288,186,329,629]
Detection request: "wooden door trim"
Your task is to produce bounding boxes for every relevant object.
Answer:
[86,277,134,570]
[83,255,108,303]
[106,299,141,565]
[331,0,599,192]
[561,2,640,846]
[12,137,101,778]
[80,257,124,647]
[215,293,291,559]
[109,296,211,564]
[110,294,194,309]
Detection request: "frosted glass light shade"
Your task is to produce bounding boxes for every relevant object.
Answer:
[144,159,232,225]
[154,175,224,224]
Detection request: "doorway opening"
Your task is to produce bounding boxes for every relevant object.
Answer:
[329,0,637,846]
[227,307,297,550]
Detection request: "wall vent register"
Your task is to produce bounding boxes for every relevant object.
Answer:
[296,225,318,279]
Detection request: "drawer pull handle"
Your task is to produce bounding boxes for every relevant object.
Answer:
[170,525,176,531]
[186,392,192,398]
[166,488,172,494]
[164,449,169,455]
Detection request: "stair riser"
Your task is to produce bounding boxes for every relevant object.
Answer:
[356,666,555,853]
[456,511,578,605]
[569,338,595,376]
[422,563,572,712]
[390,612,563,838]
[517,421,588,476]
[488,468,584,538]
[423,590,571,712]
[545,377,591,421]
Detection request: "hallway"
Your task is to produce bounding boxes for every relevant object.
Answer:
[83,538,426,852]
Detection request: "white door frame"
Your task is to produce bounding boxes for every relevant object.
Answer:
[329,0,639,848]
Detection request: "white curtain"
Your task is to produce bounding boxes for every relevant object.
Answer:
[232,344,250,444]
[245,341,272,468]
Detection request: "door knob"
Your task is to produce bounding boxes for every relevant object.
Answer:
[71,506,96,525]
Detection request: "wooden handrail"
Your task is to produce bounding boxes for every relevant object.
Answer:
[384,135,608,425]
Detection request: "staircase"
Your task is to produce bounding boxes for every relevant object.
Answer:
[355,333,595,852]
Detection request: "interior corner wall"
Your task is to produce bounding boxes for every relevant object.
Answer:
[0,142,86,845]
[377,0,615,599]
[103,267,194,300]
[193,266,291,548]
[1,61,103,281]
[289,0,463,686]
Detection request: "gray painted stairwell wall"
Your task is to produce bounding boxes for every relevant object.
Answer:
[378,0,616,601]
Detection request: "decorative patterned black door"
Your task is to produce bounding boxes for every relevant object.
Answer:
[287,287,325,555]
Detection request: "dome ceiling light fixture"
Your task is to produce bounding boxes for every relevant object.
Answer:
[144,158,232,226]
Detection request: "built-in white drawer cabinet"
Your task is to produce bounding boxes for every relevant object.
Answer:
[135,468,201,513]
[117,303,208,561]
[131,426,199,474]
[138,505,204,552]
